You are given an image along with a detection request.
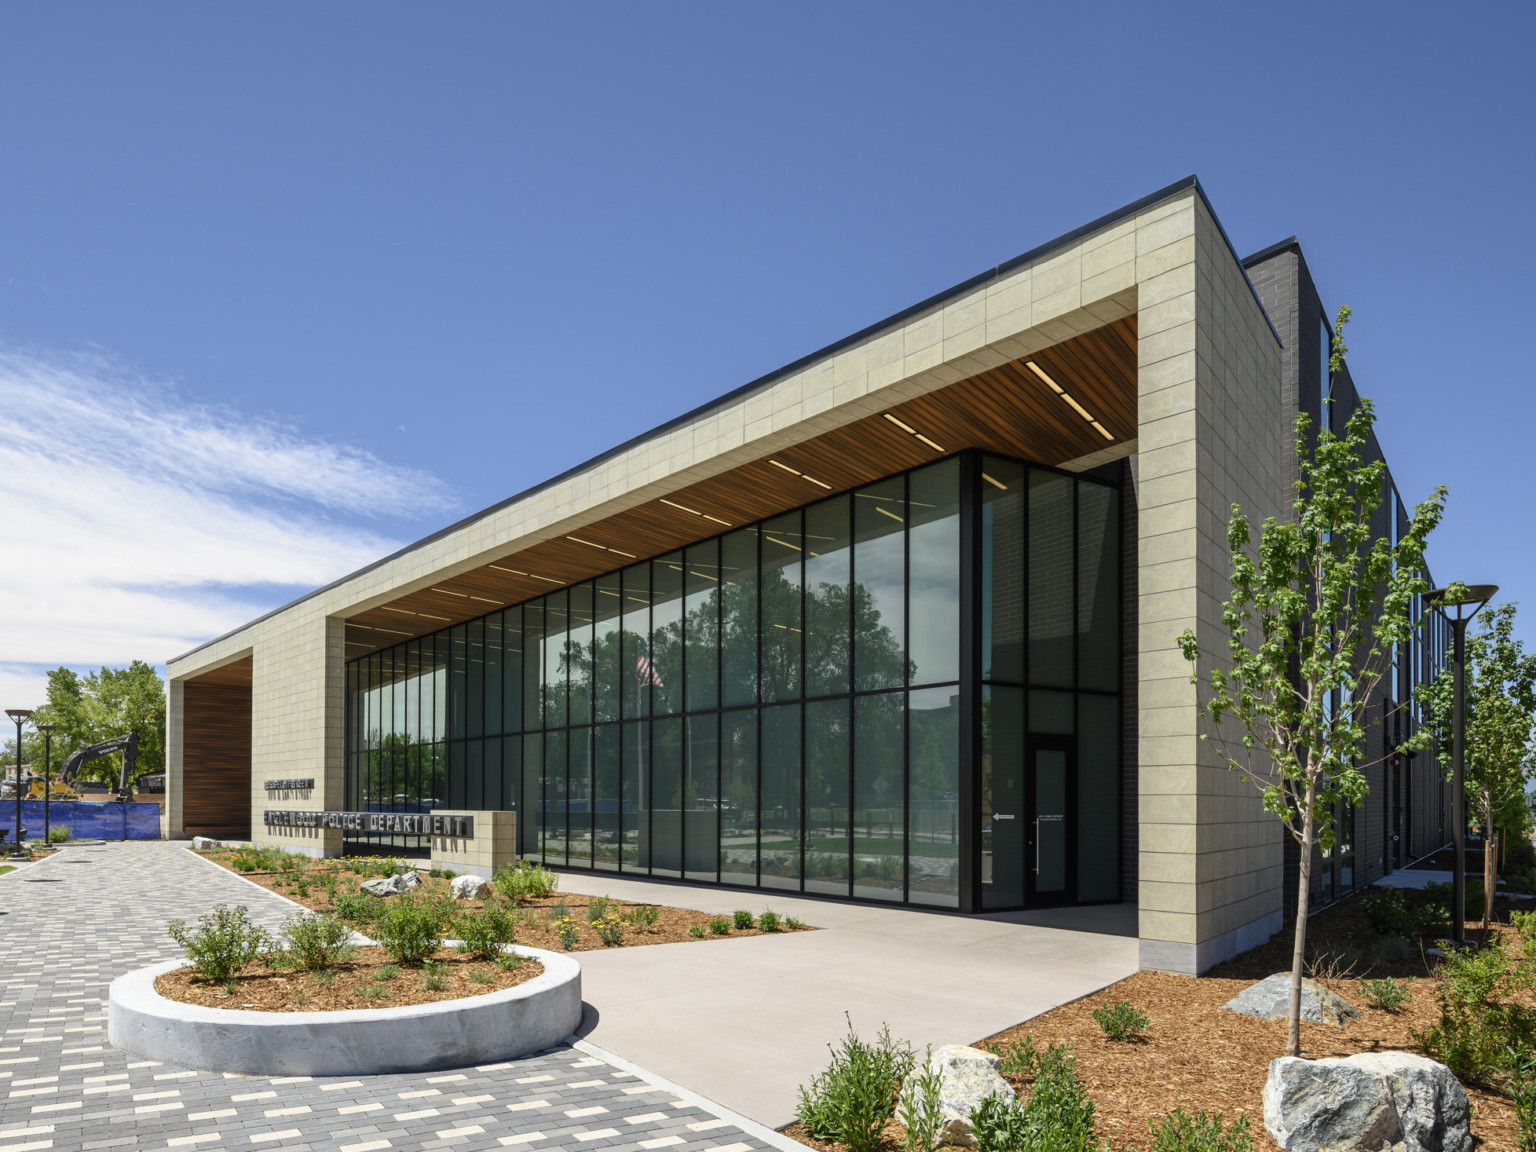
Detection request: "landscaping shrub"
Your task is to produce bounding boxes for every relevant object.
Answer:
[427,867,457,880]
[758,910,782,932]
[1360,885,1414,938]
[230,845,290,873]
[1148,1108,1253,1152]
[553,916,580,951]
[587,896,611,923]
[1512,1049,1536,1152]
[795,1016,913,1152]
[969,1094,1031,1152]
[984,1034,1039,1078]
[732,909,754,930]
[280,912,355,972]
[422,960,448,992]
[1420,881,1485,928]
[708,917,732,935]
[493,860,559,903]
[785,915,806,930]
[594,916,625,947]
[897,1046,945,1152]
[1092,1001,1150,1042]
[625,904,660,931]
[1512,908,1536,941]
[1358,976,1415,1013]
[455,904,519,960]
[1413,935,1536,1085]
[1016,1045,1096,1152]
[46,826,69,844]
[333,893,377,924]
[167,905,274,983]
[687,925,706,939]
[372,895,452,965]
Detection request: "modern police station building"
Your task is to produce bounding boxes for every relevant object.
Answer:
[165,178,1452,974]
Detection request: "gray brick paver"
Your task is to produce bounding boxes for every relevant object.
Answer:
[0,844,770,1152]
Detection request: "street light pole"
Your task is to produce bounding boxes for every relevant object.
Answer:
[3,709,33,860]
[35,724,56,846]
[1423,584,1498,946]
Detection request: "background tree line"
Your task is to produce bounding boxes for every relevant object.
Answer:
[0,662,166,788]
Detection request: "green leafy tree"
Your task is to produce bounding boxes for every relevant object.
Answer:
[23,662,166,788]
[1177,308,1446,1057]
[1412,601,1536,931]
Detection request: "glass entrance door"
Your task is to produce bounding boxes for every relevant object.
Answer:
[980,700,1026,909]
[1027,739,1071,905]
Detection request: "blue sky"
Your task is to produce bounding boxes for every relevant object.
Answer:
[0,1,1531,703]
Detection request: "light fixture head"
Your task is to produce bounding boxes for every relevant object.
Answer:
[1423,584,1499,622]
[34,724,57,735]
[4,709,33,723]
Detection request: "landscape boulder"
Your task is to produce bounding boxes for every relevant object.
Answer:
[360,870,422,897]
[450,875,491,900]
[1221,973,1359,1025]
[191,837,220,851]
[1264,1051,1471,1152]
[898,1044,1012,1146]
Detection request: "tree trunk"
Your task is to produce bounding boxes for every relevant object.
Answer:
[1289,786,1317,1059]
[1482,798,1496,933]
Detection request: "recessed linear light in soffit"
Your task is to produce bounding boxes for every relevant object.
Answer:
[1024,361,1115,441]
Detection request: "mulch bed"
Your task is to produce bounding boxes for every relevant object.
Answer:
[786,888,1530,1152]
[156,945,544,1012]
[195,849,815,950]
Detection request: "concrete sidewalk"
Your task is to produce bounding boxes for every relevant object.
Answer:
[549,869,1140,1127]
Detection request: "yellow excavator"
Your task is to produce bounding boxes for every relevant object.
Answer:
[28,732,138,803]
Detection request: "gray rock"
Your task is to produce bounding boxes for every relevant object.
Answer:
[1264,1051,1471,1152]
[360,871,420,897]
[898,1044,1013,1146]
[191,837,220,851]
[1222,973,1359,1025]
[450,875,491,901]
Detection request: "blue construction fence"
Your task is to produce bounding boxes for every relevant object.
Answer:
[4,801,161,842]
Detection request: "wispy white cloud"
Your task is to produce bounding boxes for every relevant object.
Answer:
[0,347,456,703]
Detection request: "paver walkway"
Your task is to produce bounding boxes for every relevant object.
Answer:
[0,844,783,1152]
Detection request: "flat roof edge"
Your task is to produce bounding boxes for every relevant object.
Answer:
[170,174,1273,669]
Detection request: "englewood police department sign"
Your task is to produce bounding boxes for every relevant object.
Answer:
[263,778,315,791]
[262,810,474,837]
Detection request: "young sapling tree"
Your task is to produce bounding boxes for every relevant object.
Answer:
[1178,308,1446,1057]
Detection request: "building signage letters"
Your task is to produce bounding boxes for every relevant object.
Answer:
[262,810,474,837]
[263,779,315,792]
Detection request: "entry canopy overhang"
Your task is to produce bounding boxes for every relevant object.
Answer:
[345,315,1137,657]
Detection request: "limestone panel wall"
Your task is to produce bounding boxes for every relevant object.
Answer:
[1135,191,1286,975]
[244,612,346,857]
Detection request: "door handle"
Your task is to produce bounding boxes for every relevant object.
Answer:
[1034,817,1040,874]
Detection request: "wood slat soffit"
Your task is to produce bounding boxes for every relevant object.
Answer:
[346,317,1137,656]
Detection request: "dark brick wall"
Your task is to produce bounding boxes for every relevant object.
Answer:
[1241,240,1452,915]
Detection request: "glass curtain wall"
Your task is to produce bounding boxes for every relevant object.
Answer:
[978,454,1121,909]
[346,452,1121,910]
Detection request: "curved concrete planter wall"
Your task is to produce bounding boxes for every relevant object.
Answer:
[108,946,581,1076]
